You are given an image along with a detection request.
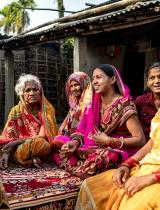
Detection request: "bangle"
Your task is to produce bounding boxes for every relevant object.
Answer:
[71,133,83,147]
[119,137,124,149]
[119,163,130,169]
[152,171,160,182]
[120,158,138,169]
[109,137,124,149]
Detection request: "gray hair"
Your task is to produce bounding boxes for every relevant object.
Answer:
[15,74,41,96]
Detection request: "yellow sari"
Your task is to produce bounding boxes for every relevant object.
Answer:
[76,108,160,210]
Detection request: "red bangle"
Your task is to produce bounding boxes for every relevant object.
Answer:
[121,158,138,169]
[153,171,160,182]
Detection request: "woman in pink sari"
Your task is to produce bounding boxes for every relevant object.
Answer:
[52,71,92,148]
[53,64,145,178]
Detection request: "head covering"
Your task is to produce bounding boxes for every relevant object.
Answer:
[93,64,130,98]
[58,71,92,135]
[65,71,92,112]
[77,64,136,139]
[0,86,58,145]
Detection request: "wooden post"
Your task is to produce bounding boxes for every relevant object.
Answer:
[74,37,88,72]
[4,50,14,123]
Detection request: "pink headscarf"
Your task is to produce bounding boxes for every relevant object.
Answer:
[58,71,92,135]
[77,64,136,144]
[65,71,92,112]
[91,64,131,129]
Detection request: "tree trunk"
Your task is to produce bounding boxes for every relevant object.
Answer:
[57,0,64,18]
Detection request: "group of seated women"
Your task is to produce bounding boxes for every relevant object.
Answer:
[0,61,160,209]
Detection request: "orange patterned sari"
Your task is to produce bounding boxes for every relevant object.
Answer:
[0,94,58,166]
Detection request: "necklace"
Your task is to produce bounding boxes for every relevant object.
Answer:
[101,105,111,115]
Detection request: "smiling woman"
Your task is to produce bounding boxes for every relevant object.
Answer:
[135,62,160,141]
[0,74,58,169]
[53,64,145,179]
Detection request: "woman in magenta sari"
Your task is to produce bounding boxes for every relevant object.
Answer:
[53,64,145,178]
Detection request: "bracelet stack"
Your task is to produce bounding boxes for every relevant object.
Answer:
[120,157,138,169]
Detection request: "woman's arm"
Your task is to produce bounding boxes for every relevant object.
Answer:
[123,114,146,147]
[93,114,146,148]
[112,139,153,188]
[130,138,153,161]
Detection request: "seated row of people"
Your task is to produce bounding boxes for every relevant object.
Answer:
[0,62,159,177]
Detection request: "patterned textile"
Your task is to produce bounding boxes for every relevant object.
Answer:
[53,66,139,178]
[135,91,157,141]
[58,72,92,136]
[0,95,58,145]
[1,163,82,210]
[14,137,51,167]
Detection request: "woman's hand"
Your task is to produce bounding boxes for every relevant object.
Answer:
[0,142,14,169]
[0,140,23,169]
[92,132,111,146]
[61,140,79,156]
[124,174,156,197]
[0,152,10,169]
[112,166,130,188]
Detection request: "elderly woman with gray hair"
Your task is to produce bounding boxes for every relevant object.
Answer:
[0,74,58,169]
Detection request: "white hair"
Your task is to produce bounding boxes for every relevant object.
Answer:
[15,74,41,96]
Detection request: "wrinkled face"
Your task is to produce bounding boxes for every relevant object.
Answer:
[92,68,115,94]
[23,81,40,105]
[147,67,160,94]
[70,80,82,98]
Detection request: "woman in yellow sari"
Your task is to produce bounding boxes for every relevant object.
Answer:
[0,74,57,169]
[76,63,160,210]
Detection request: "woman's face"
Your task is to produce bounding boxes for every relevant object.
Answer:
[92,68,115,94]
[147,67,160,94]
[70,80,82,98]
[23,81,40,105]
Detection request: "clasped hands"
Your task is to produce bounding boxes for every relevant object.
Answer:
[112,165,156,197]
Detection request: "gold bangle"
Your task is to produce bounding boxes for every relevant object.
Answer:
[119,137,124,149]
